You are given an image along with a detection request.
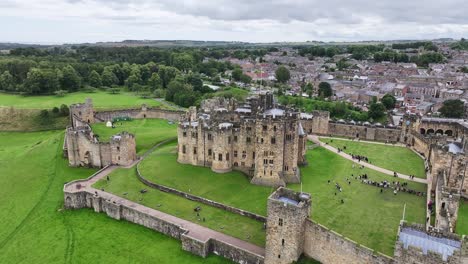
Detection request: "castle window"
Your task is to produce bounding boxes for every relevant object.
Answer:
[79,111,82,115]
[246,137,251,143]
[117,146,120,151]
[234,136,238,142]
[252,152,255,159]
[118,156,120,160]
[286,134,292,141]
[269,159,274,164]
[218,154,222,161]
[193,147,197,155]
[264,151,268,156]
[263,125,267,131]
[278,218,283,226]
[282,239,285,246]
[242,151,246,158]
[183,131,187,137]
[246,127,252,131]
[261,138,264,144]
[278,255,281,259]
[234,162,238,167]
[182,145,186,154]
[271,137,276,144]
[208,134,212,140]
[273,126,277,131]
[241,162,245,167]
[226,153,230,161]
[208,149,212,156]
[284,165,289,171]
[234,150,238,157]
[270,151,274,156]
[270,171,272,176]
[263,159,268,165]
[228,136,231,143]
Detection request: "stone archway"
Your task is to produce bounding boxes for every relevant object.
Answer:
[427,129,435,135]
[435,129,443,135]
[83,151,91,167]
[445,130,453,137]
[65,196,72,207]
[420,128,426,134]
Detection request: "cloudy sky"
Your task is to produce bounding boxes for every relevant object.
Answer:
[1,0,467,44]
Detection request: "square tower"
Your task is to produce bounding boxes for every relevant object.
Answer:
[264,187,311,264]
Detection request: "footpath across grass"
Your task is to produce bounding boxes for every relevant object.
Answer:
[91,119,177,154]
[93,168,266,247]
[320,137,426,178]
[137,140,426,256]
[0,131,232,264]
[0,90,164,109]
[456,199,468,236]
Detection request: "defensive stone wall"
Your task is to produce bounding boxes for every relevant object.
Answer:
[136,165,266,222]
[95,107,183,122]
[303,219,393,264]
[327,122,402,142]
[64,177,265,264]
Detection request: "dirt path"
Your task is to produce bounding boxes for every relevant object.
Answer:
[308,135,428,184]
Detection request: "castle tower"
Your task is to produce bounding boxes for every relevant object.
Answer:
[264,187,311,264]
[110,132,137,166]
[211,123,233,173]
[70,98,95,127]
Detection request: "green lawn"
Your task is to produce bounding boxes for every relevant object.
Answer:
[91,119,178,154]
[320,138,426,178]
[93,168,266,247]
[0,90,164,110]
[0,131,231,263]
[138,140,426,256]
[456,199,468,236]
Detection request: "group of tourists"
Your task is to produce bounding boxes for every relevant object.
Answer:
[351,154,369,163]
[360,178,425,197]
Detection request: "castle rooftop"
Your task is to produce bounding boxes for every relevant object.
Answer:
[264,108,285,117]
[399,227,461,261]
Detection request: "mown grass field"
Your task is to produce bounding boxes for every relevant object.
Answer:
[138,140,427,255]
[320,137,426,178]
[91,119,178,154]
[0,90,163,109]
[456,199,468,236]
[0,131,231,264]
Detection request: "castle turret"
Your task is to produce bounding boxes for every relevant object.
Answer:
[265,187,311,264]
[211,123,233,173]
[70,98,95,127]
[110,132,137,166]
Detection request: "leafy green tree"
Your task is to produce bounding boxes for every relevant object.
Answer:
[275,66,290,83]
[368,102,386,119]
[173,53,194,72]
[381,94,397,110]
[240,74,252,84]
[60,104,69,116]
[24,68,59,94]
[439,99,465,118]
[302,82,314,98]
[125,73,142,91]
[318,82,332,97]
[231,68,243,81]
[60,65,81,92]
[158,65,179,88]
[148,72,162,91]
[88,70,102,87]
[101,68,119,87]
[0,71,15,91]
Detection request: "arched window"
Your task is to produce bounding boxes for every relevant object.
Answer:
[420,128,426,134]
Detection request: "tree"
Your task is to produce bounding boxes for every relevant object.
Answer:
[439,99,465,118]
[101,68,119,87]
[0,71,15,91]
[275,66,290,83]
[368,102,386,119]
[158,65,179,88]
[60,65,81,92]
[23,68,59,94]
[381,94,397,110]
[148,72,162,91]
[302,82,314,98]
[173,53,194,72]
[88,70,102,88]
[318,82,332,98]
[239,74,252,84]
[60,104,69,116]
[231,68,243,81]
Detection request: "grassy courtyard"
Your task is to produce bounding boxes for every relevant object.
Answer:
[91,119,178,154]
[93,168,266,246]
[456,199,468,236]
[0,90,164,110]
[137,140,427,255]
[320,137,426,178]
[0,131,231,263]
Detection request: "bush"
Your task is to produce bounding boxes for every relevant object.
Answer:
[52,107,60,114]
[153,89,166,98]
[54,90,68,97]
[60,104,69,116]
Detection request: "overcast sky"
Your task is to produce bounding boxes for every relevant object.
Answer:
[1,0,467,44]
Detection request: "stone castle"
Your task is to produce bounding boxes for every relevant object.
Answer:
[177,92,308,186]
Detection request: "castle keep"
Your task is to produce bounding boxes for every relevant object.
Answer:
[177,92,308,187]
